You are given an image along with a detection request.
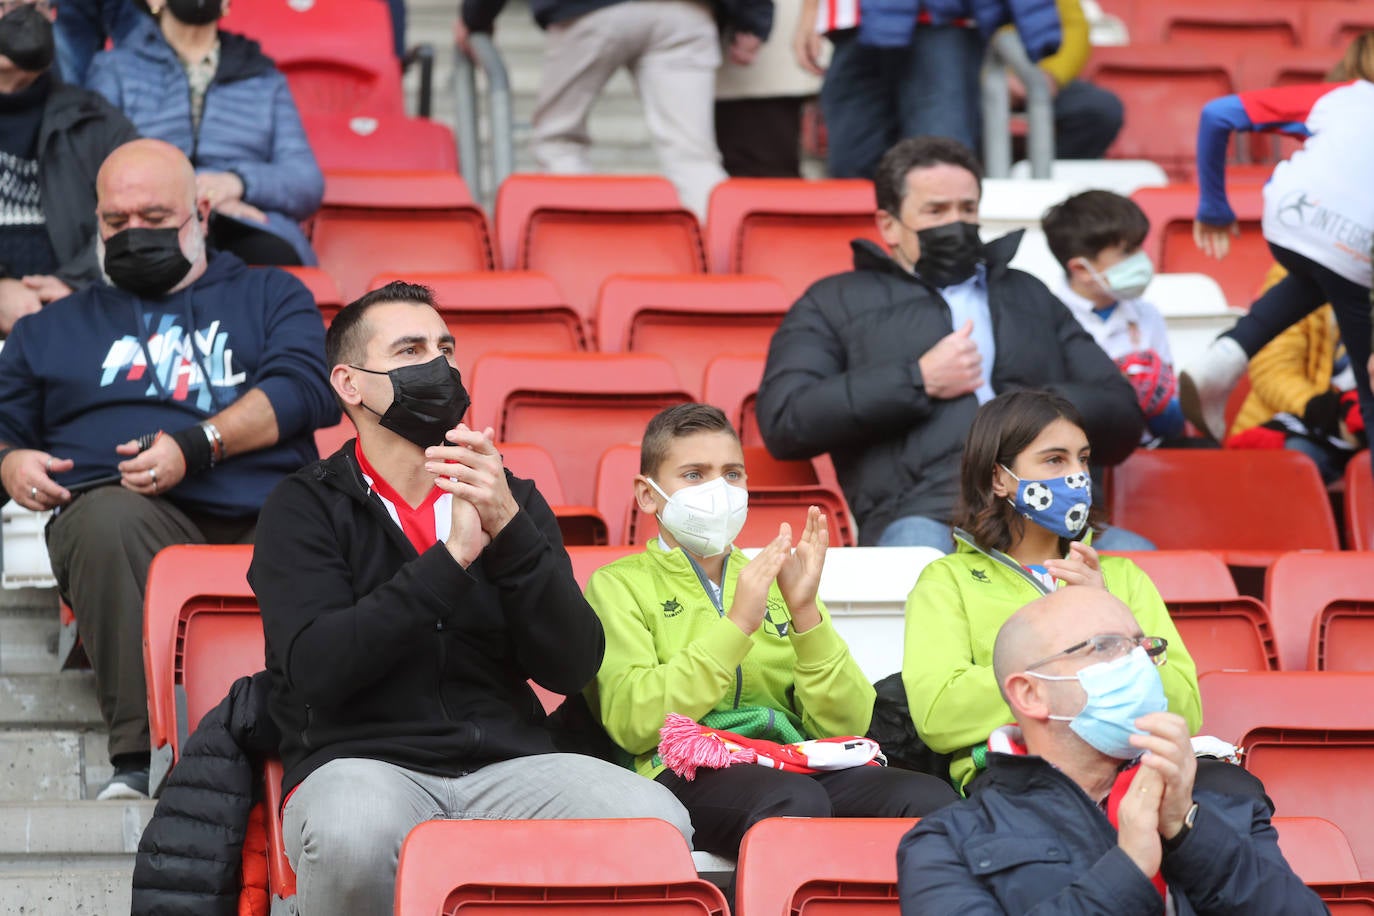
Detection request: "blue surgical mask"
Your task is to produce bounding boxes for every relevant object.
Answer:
[1084,250,1154,302]
[1000,465,1092,540]
[1028,646,1168,759]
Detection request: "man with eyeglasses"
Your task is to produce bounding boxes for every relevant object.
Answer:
[0,0,136,335]
[896,587,1322,914]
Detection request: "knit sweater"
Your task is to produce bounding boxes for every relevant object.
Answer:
[584,540,875,778]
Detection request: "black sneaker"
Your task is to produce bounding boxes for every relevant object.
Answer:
[96,763,150,800]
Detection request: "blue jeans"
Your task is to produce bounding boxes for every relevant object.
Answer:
[54,0,139,85]
[877,514,1156,552]
[1285,436,1352,485]
[821,26,985,179]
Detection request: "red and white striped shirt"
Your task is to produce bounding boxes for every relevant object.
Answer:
[355,442,452,554]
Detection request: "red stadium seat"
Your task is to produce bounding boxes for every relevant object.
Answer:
[498,442,608,546]
[595,274,790,396]
[702,354,767,447]
[1132,184,1267,308]
[301,114,458,173]
[566,545,639,590]
[1266,551,1374,671]
[220,0,403,115]
[468,353,693,507]
[1131,0,1301,52]
[705,178,883,301]
[312,171,494,301]
[494,175,705,317]
[1346,454,1373,551]
[735,817,918,916]
[1199,671,1374,877]
[1168,597,1277,672]
[594,444,651,548]
[1303,2,1374,49]
[367,271,585,382]
[1083,45,1238,181]
[393,818,727,915]
[1275,817,1363,885]
[262,758,296,900]
[1108,450,1340,566]
[1104,550,1238,600]
[277,266,343,316]
[1315,600,1374,673]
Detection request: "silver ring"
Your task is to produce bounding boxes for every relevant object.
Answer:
[149,468,158,484]
[30,486,38,501]
[45,457,52,472]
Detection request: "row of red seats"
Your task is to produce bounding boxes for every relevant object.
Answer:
[142,544,1374,907]
[1100,0,1374,51]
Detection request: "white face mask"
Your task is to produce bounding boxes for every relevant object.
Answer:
[647,476,748,558]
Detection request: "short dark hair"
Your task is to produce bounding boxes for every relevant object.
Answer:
[324,280,438,370]
[954,390,1104,553]
[640,404,739,477]
[874,136,984,216]
[1041,190,1150,271]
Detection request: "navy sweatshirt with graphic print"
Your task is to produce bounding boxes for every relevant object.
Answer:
[0,250,338,517]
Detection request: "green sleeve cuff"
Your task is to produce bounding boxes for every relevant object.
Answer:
[698,614,755,672]
[789,616,849,667]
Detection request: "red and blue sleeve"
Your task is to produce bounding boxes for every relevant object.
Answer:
[1195,82,1347,226]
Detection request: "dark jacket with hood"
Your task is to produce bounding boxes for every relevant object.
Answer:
[249,440,607,797]
[0,251,337,514]
[897,750,1326,915]
[0,77,137,287]
[86,16,324,265]
[132,671,279,916]
[755,232,1143,545]
[461,0,773,45]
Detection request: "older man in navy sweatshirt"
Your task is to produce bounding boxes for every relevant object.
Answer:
[0,138,336,799]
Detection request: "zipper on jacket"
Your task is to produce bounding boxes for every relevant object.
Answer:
[683,549,744,709]
[952,528,1055,597]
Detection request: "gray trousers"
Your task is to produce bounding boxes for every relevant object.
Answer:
[46,486,255,760]
[283,754,695,916]
[531,0,726,217]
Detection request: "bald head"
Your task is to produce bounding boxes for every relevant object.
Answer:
[993,588,1141,697]
[97,139,198,221]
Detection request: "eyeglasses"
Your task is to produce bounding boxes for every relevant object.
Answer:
[0,0,50,15]
[1026,634,1168,671]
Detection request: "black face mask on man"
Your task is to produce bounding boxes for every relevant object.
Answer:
[102,218,196,298]
[914,220,986,288]
[352,356,471,449]
[0,3,55,72]
[165,0,222,26]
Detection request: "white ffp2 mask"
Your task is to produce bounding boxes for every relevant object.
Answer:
[647,477,748,558]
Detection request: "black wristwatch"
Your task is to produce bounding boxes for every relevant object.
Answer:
[1163,801,1200,852]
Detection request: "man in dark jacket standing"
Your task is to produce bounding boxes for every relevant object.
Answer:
[0,138,337,799]
[455,0,772,216]
[897,587,1323,914]
[0,0,137,333]
[756,136,1147,550]
[249,281,693,916]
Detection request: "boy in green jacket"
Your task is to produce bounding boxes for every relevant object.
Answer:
[584,404,957,857]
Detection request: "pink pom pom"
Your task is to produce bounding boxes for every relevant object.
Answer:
[658,713,755,780]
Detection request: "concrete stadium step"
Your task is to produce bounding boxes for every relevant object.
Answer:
[0,612,59,676]
[0,673,101,728]
[3,862,135,913]
[0,729,113,803]
[0,800,154,858]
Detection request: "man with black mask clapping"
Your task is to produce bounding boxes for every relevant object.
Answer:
[0,138,336,799]
[0,0,137,334]
[756,136,1146,552]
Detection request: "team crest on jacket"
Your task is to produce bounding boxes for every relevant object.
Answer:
[762,598,790,637]
[971,568,991,583]
[661,598,682,618]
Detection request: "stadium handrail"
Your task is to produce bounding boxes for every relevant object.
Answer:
[453,33,514,206]
[982,29,1055,178]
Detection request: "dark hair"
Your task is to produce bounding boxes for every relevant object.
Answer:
[640,404,739,477]
[1041,190,1151,271]
[954,390,1104,553]
[874,136,984,216]
[325,280,438,371]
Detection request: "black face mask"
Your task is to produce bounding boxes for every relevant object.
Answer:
[353,356,471,449]
[102,220,195,298]
[165,0,222,26]
[0,4,55,73]
[914,220,986,288]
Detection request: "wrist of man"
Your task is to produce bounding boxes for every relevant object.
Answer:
[169,422,224,475]
[1162,801,1199,852]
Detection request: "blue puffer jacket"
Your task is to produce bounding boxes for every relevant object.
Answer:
[898,752,1327,915]
[85,16,323,265]
[857,0,1060,56]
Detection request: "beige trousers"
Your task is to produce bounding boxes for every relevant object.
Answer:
[531,0,726,217]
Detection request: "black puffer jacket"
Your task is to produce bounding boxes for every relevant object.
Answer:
[132,671,280,916]
[756,234,1143,544]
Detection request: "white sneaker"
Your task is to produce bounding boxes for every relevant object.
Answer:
[96,765,149,800]
[1179,336,1248,442]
